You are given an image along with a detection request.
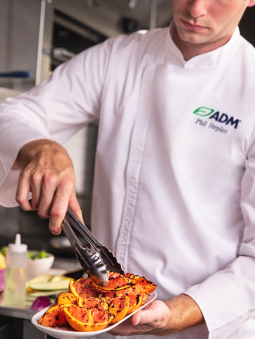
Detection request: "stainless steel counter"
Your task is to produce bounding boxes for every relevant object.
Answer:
[0,304,35,321]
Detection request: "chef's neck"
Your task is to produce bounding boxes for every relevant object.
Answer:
[172,27,233,61]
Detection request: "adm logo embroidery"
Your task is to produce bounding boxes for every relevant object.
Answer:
[193,107,241,129]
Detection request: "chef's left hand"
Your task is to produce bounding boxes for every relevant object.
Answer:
[109,294,205,336]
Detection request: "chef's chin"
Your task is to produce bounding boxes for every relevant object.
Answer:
[175,20,209,45]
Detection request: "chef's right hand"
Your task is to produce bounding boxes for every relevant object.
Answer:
[109,294,205,336]
[13,139,83,235]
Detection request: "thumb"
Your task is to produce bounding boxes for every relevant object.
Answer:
[132,312,142,326]
[132,308,154,327]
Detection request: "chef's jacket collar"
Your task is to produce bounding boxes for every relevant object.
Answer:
[165,20,241,69]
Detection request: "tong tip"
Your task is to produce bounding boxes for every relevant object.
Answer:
[89,271,109,286]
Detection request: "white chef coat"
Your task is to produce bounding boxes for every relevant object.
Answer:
[1,22,255,338]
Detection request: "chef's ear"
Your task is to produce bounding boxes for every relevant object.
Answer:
[247,0,255,7]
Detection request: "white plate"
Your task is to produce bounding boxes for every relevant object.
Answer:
[32,291,157,339]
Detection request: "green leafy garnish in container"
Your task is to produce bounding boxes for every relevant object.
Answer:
[28,250,50,260]
[1,247,50,259]
[0,246,8,257]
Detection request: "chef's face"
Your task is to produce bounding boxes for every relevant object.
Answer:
[172,0,255,54]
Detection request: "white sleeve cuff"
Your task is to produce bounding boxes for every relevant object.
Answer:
[183,258,255,338]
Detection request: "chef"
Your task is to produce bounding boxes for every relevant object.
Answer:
[1,0,255,338]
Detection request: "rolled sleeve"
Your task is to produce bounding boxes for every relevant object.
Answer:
[185,256,255,338]
[184,143,255,338]
[0,39,114,206]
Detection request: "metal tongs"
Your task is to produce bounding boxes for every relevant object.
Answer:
[62,207,124,286]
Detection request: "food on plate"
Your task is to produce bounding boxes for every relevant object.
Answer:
[126,273,158,293]
[69,278,98,298]
[39,272,156,332]
[108,296,130,324]
[91,271,133,292]
[63,305,114,332]
[102,285,145,314]
[56,292,77,306]
[39,304,69,327]
[77,297,109,311]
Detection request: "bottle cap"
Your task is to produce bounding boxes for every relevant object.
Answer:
[9,234,27,253]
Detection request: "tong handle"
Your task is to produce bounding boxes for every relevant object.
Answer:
[65,207,100,247]
[64,208,124,275]
[62,219,109,286]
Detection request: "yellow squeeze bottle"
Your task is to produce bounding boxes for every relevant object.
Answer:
[3,234,28,309]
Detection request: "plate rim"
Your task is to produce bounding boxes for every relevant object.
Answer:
[32,291,157,338]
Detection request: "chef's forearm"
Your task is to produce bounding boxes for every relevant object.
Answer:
[164,294,205,334]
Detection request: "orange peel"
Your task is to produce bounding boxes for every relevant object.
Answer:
[91,272,133,293]
[108,296,130,324]
[63,305,113,332]
[39,304,69,327]
[69,278,98,298]
[56,292,77,306]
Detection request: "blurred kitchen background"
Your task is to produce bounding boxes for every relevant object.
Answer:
[0,0,254,266]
